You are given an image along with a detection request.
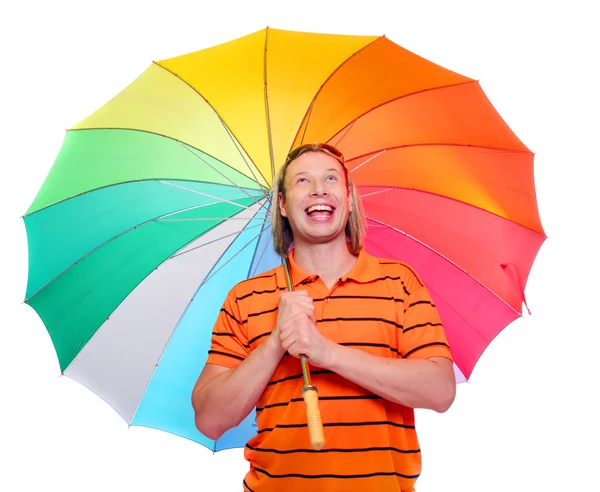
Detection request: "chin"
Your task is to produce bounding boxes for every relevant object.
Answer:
[304,230,346,244]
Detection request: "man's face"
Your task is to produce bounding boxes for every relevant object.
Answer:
[278,150,352,248]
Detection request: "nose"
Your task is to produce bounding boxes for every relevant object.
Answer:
[310,181,328,196]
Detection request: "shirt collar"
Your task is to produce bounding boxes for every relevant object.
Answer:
[286,249,318,288]
[282,247,381,288]
[340,248,381,283]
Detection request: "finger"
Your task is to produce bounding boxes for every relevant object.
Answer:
[279,292,311,312]
[283,320,314,350]
[280,336,293,352]
[285,341,302,359]
[290,290,310,298]
[283,294,313,308]
[279,313,312,349]
[288,292,313,309]
[280,327,298,353]
[291,299,315,316]
[281,290,310,301]
[278,313,302,340]
[289,302,315,323]
[278,300,314,325]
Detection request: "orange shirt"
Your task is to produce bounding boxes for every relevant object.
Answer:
[206,249,453,492]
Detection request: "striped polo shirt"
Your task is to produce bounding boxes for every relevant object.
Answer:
[206,248,453,492]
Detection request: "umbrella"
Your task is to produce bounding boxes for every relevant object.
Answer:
[23,27,545,452]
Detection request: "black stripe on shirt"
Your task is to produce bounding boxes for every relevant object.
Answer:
[319,317,403,330]
[220,307,242,325]
[244,306,278,323]
[313,295,404,303]
[237,286,286,301]
[211,331,250,349]
[400,265,424,288]
[378,262,424,289]
[242,299,406,324]
[404,341,450,358]
[267,369,333,386]
[407,299,436,309]
[207,350,245,361]
[253,467,420,480]
[238,272,277,285]
[245,312,404,327]
[403,322,443,334]
[256,394,381,412]
[246,444,420,455]
[340,342,400,355]
[258,420,416,433]
[248,331,272,345]
[372,275,411,296]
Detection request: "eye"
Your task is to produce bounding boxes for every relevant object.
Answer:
[326,175,337,182]
[296,177,308,184]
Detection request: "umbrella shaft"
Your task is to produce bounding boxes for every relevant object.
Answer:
[301,355,310,386]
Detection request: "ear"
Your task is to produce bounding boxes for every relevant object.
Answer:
[347,186,353,213]
[278,191,287,218]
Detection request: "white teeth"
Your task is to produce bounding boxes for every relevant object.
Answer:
[306,205,333,213]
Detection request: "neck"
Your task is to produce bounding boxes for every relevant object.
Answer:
[292,237,358,288]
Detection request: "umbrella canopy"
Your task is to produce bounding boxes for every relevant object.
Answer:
[23,28,545,451]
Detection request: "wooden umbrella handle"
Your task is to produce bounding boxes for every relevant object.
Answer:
[302,385,325,450]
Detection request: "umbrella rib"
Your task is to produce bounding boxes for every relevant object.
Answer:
[157,180,268,217]
[298,99,315,146]
[24,196,265,302]
[245,200,273,278]
[67,126,268,190]
[154,62,272,190]
[246,216,275,278]
[330,120,357,149]
[178,145,271,213]
[359,185,546,237]
[359,187,394,199]
[331,80,482,149]
[159,217,268,222]
[264,27,276,183]
[349,149,387,173]
[249,233,272,278]
[289,36,383,151]
[186,224,271,292]
[217,120,272,196]
[23,176,264,219]
[168,221,266,259]
[365,216,521,316]
[346,142,532,173]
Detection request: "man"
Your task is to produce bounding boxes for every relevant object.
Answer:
[192,143,456,492]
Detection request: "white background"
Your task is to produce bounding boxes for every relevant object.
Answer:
[1,1,598,490]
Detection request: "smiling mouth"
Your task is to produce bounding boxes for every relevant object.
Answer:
[305,204,335,217]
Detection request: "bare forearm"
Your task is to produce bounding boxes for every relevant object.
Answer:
[193,337,284,439]
[326,344,456,412]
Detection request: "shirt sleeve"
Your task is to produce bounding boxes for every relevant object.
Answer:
[205,287,250,368]
[400,285,453,361]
